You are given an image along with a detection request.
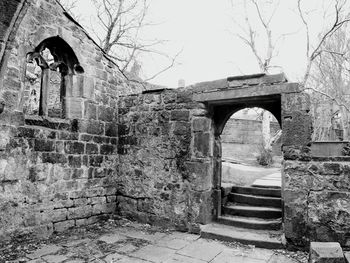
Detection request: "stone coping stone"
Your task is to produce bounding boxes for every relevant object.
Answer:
[227,73,287,88]
[309,242,345,263]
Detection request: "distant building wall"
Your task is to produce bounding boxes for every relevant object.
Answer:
[221,118,282,159]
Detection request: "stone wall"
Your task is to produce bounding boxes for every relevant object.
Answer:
[221,118,280,144]
[284,156,350,248]
[280,91,350,249]
[116,89,214,232]
[0,0,142,238]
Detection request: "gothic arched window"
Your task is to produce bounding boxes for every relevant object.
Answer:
[24,36,84,118]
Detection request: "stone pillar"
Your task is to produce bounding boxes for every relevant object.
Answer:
[281,91,313,247]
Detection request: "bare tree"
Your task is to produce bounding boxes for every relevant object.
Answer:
[231,0,350,141]
[230,0,283,151]
[230,0,283,74]
[298,0,350,86]
[90,0,180,81]
[308,24,350,140]
[297,0,350,140]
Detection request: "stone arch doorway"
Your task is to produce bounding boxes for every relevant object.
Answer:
[193,73,312,247]
[211,93,283,219]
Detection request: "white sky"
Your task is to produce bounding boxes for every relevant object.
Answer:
[73,0,340,88]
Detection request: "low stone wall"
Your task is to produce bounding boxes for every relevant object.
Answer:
[284,157,350,248]
[116,89,214,232]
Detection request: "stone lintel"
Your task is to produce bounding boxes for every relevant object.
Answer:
[193,83,299,104]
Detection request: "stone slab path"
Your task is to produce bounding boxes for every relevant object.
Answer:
[3,220,307,263]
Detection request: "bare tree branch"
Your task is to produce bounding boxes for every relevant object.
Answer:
[88,0,179,82]
[299,0,350,85]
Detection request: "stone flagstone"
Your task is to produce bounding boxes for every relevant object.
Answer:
[176,239,226,261]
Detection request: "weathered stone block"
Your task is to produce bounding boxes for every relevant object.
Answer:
[90,196,106,205]
[309,242,345,263]
[65,97,83,119]
[58,132,78,141]
[196,190,213,224]
[173,122,191,136]
[100,144,114,155]
[41,153,67,164]
[72,168,84,179]
[53,220,75,232]
[33,139,55,152]
[105,122,117,137]
[86,143,98,154]
[80,134,93,142]
[193,118,210,132]
[84,101,97,120]
[16,126,36,138]
[107,195,117,203]
[67,205,92,219]
[78,120,104,135]
[93,135,109,144]
[177,90,192,103]
[171,110,189,121]
[85,188,106,197]
[74,198,90,206]
[184,161,212,191]
[83,76,95,99]
[68,155,81,168]
[65,141,84,154]
[98,106,114,122]
[47,209,68,223]
[323,163,342,175]
[282,111,312,146]
[92,202,115,214]
[193,132,210,157]
[117,196,137,212]
[163,92,176,104]
[282,92,311,113]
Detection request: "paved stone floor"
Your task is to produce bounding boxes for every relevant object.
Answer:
[2,220,307,263]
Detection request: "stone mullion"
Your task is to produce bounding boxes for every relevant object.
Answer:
[39,68,49,117]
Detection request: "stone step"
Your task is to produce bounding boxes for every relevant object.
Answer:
[217,215,282,230]
[228,193,282,208]
[231,186,281,197]
[223,203,282,219]
[252,179,281,189]
[200,223,284,249]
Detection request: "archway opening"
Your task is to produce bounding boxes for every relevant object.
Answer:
[221,107,282,188]
[216,106,283,234]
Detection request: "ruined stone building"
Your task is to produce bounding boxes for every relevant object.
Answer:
[1,0,350,250]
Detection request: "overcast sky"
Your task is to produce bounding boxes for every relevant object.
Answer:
[73,0,339,88]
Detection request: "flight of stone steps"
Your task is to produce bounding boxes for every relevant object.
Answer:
[201,173,284,249]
